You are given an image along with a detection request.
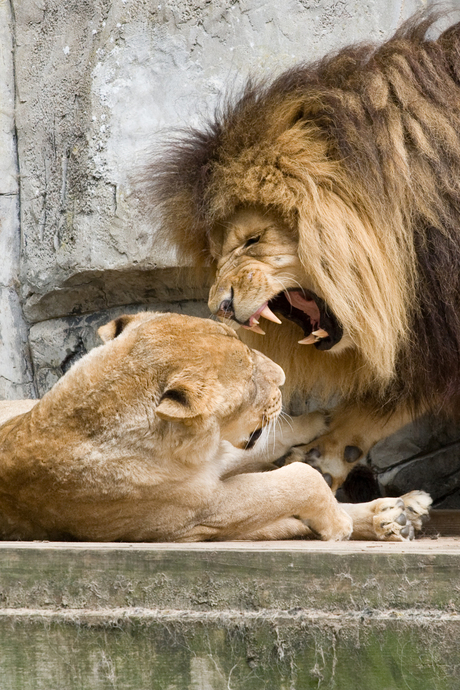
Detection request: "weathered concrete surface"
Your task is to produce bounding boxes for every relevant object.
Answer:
[2,613,458,690]
[0,540,458,690]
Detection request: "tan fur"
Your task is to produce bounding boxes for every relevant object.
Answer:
[0,312,346,541]
[0,312,430,541]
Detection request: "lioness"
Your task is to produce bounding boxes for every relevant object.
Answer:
[0,312,429,542]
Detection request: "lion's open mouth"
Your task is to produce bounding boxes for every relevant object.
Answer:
[243,290,343,351]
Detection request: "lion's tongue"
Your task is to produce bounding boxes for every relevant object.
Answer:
[243,292,327,340]
[286,291,321,328]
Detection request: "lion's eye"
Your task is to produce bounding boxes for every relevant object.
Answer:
[244,235,261,248]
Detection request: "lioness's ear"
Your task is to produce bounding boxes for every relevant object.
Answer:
[156,388,201,423]
[98,315,136,342]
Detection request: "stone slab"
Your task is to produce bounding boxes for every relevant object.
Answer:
[370,416,460,471]
[379,443,460,505]
[0,539,458,689]
[366,416,460,508]
[1,612,458,690]
[2,538,460,612]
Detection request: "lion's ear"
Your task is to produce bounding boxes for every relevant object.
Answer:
[98,315,137,342]
[156,387,203,423]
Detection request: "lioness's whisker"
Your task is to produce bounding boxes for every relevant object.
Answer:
[278,408,292,424]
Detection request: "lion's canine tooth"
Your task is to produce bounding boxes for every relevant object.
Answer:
[260,306,282,324]
[243,324,266,335]
[312,329,329,338]
[298,334,316,345]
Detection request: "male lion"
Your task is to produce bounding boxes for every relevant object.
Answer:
[0,312,429,541]
[144,14,460,491]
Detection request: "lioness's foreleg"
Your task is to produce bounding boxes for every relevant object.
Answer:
[282,404,415,493]
[184,462,353,541]
[218,410,328,478]
[342,490,432,541]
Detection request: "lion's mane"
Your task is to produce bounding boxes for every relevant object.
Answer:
[144,14,460,415]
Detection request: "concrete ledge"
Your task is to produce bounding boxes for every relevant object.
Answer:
[0,539,459,689]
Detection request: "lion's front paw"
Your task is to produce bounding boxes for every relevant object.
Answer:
[280,435,365,493]
[373,491,432,541]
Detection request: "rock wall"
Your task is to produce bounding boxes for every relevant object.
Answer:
[0,0,34,398]
[2,0,460,504]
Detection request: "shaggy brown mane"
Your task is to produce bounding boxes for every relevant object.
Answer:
[143,12,460,415]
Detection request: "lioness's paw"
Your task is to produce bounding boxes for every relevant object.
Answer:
[373,491,432,541]
[306,507,353,542]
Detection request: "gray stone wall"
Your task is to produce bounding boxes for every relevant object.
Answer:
[2,0,460,504]
[0,0,34,398]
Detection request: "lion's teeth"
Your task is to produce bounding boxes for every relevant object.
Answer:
[218,316,242,330]
[312,329,329,338]
[298,334,316,345]
[242,324,266,335]
[260,306,282,324]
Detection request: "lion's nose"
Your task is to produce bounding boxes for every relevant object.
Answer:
[214,289,235,318]
[217,298,234,317]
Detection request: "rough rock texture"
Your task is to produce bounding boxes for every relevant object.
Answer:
[0,0,34,398]
[2,0,460,504]
[29,299,209,395]
[370,418,460,508]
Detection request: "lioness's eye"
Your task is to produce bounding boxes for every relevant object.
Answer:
[244,235,260,248]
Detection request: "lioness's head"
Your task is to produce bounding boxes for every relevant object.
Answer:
[95,311,284,450]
